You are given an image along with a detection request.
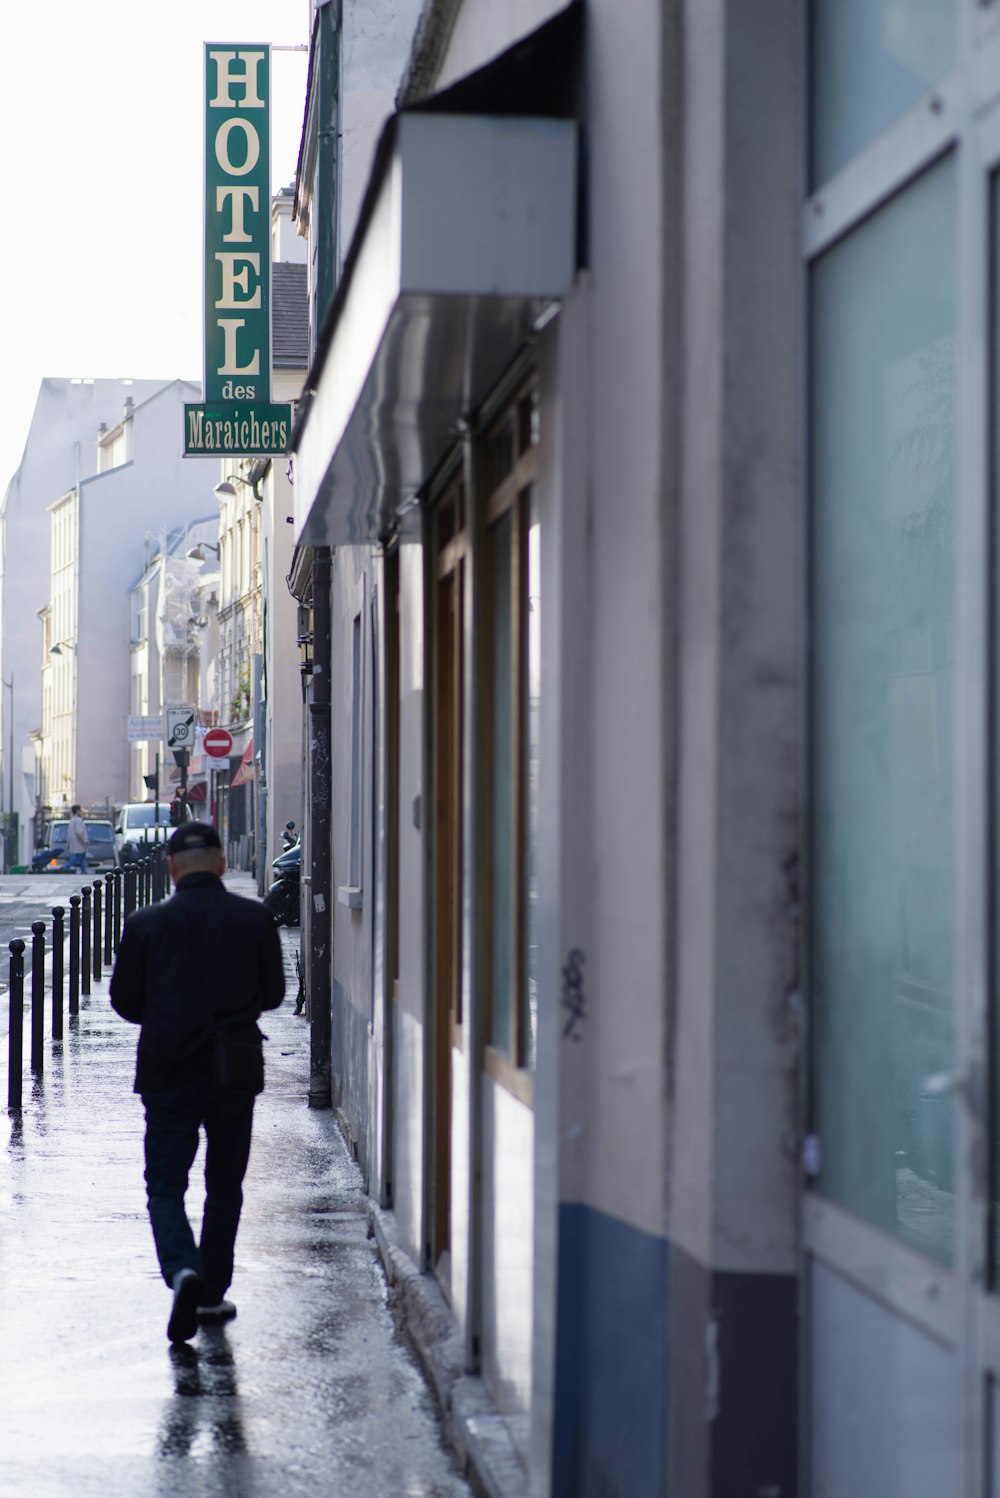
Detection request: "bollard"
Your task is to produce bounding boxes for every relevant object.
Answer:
[30,920,45,1075]
[81,885,92,997]
[152,844,164,903]
[8,938,25,1111]
[92,881,102,983]
[113,866,122,952]
[51,906,65,1041]
[104,873,113,965]
[68,895,81,1016]
[124,862,136,919]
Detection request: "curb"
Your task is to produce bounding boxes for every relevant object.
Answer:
[367,1201,530,1498]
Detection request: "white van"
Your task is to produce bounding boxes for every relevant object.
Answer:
[114,803,173,864]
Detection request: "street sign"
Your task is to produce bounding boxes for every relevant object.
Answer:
[204,47,271,406]
[203,727,234,758]
[167,707,196,748]
[184,401,292,457]
[127,714,166,742]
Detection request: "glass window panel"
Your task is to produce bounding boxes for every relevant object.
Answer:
[812,157,956,1262]
[812,0,957,185]
[490,510,515,1055]
[991,174,1000,1284]
[524,499,540,1071]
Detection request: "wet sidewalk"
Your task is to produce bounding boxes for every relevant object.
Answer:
[0,875,471,1498]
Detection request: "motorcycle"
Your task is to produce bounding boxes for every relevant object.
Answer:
[263,838,301,927]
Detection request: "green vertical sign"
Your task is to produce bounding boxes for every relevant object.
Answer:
[204,46,271,403]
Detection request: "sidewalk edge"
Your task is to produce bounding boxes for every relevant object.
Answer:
[367,1200,530,1498]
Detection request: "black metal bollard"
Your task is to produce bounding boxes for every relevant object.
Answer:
[81,886,92,997]
[8,938,25,1111]
[30,920,45,1075]
[123,863,134,920]
[92,881,102,983]
[51,906,65,1041]
[68,895,81,1016]
[152,844,165,902]
[113,867,122,952]
[104,874,113,965]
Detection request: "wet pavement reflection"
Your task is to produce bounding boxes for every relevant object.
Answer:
[0,882,471,1498]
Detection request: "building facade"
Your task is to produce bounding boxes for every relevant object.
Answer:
[124,519,220,808]
[7,379,209,852]
[283,0,1000,1494]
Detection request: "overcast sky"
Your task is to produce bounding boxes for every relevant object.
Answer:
[0,0,310,494]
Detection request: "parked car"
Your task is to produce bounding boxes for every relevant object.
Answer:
[114,803,174,864]
[32,818,117,873]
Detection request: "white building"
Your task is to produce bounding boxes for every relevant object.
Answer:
[17,378,209,850]
[1,379,163,859]
[124,518,221,807]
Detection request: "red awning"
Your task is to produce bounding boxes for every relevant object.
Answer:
[230,738,255,788]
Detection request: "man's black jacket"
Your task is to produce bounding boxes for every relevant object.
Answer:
[109,872,284,1093]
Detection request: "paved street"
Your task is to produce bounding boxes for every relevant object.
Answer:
[0,875,471,1498]
[0,871,99,961]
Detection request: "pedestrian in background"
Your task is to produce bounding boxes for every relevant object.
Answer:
[64,804,89,873]
[109,821,284,1343]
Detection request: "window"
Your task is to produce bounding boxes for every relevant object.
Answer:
[811,156,957,1260]
[811,0,958,184]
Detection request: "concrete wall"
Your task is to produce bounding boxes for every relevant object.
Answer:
[75,382,211,809]
[434,0,569,92]
[0,378,168,851]
[339,0,426,263]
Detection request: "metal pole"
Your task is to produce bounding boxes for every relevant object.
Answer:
[51,906,64,1041]
[8,938,24,1111]
[309,546,333,1108]
[92,880,102,983]
[104,873,113,965]
[113,866,122,951]
[81,885,91,997]
[68,895,80,1016]
[30,920,45,1074]
[124,863,135,920]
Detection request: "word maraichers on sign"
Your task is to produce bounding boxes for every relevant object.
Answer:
[185,403,290,456]
[185,45,290,459]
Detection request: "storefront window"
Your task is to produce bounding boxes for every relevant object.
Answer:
[812,156,957,1262]
[812,0,957,185]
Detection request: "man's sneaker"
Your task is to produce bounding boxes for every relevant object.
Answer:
[167,1268,204,1343]
[196,1299,237,1323]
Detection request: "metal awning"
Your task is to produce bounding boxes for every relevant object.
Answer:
[292,110,577,545]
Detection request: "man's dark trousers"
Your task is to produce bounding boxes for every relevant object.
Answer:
[143,1075,254,1303]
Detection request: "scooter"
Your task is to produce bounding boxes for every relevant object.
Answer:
[263,838,301,927]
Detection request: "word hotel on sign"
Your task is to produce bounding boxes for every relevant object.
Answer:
[210,49,267,391]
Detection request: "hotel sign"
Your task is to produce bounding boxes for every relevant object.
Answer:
[185,45,291,458]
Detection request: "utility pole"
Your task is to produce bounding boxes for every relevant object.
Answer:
[308,547,332,1109]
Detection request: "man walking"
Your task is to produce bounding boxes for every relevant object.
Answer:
[109,822,284,1343]
[65,805,89,872]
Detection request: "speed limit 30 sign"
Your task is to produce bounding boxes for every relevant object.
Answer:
[166,707,195,748]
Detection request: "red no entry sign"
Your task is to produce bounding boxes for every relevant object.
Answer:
[203,728,233,758]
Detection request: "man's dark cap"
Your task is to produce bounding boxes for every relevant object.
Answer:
[167,822,222,855]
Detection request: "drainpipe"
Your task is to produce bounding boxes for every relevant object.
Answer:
[308,546,333,1107]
